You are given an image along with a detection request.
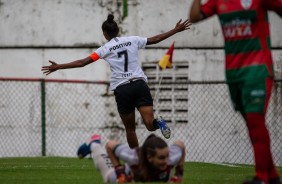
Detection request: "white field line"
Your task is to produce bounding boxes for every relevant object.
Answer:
[213,163,241,167]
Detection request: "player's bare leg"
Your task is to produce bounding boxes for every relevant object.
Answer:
[77,134,116,183]
[138,106,155,131]
[119,111,138,148]
[138,105,171,139]
[90,142,115,183]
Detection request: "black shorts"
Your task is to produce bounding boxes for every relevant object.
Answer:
[114,79,153,114]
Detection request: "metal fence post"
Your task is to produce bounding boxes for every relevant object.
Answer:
[122,0,128,19]
[41,79,46,156]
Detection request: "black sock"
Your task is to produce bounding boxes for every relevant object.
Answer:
[153,119,159,129]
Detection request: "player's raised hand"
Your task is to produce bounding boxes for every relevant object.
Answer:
[41,60,59,75]
[174,19,192,32]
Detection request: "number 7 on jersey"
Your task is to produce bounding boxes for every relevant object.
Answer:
[118,50,128,72]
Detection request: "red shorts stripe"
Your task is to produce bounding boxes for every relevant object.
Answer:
[225,51,271,69]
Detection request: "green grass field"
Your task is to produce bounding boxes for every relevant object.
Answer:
[0,157,281,184]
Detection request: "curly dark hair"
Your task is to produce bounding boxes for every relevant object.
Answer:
[102,14,119,38]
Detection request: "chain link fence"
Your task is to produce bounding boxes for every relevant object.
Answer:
[0,78,281,165]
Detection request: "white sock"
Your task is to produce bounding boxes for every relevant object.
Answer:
[90,143,116,183]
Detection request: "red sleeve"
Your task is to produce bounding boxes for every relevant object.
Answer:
[262,0,282,11]
[201,0,217,18]
[89,52,100,62]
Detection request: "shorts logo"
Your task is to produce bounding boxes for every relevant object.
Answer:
[241,0,252,9]
[250,89,265,105]
[250,89,265,97]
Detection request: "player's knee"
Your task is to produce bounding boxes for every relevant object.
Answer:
[105,140,119,153]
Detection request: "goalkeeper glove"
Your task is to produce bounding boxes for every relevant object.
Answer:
[169,176,183,183]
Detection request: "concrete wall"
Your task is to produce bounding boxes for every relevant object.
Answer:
[1,0,281,80]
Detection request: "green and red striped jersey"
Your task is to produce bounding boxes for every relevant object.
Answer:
[201,0,282,82]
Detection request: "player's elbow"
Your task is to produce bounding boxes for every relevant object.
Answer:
[190,17,198,23]
[189,14,201,23]
[189,11,204,23]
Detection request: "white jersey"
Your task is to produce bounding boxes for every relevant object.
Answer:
[95,36,148,90]
[114,144,182,167]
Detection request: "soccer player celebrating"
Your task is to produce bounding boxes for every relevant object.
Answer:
[42,15,191,148]
[188,0,282,184]
[77,133,186,183]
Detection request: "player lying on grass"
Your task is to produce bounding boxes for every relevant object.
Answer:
[77,133,186,183]
[42,14,192,149]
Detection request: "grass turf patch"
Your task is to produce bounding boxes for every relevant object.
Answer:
[0,157,281,184]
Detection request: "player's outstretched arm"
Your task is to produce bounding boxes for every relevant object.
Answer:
[169,140,186,183]
[41,56,93,75]
[189,0,204,23]
[147,19,191,45]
